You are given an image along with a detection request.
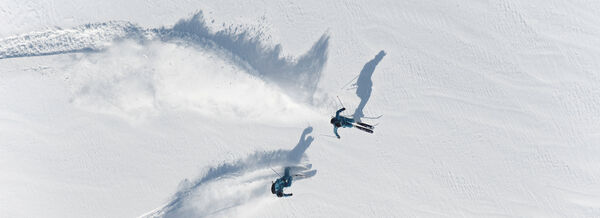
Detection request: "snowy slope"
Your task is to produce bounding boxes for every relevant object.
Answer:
[2,0,600,217]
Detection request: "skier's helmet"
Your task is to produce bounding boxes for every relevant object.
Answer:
[330,117,336,124]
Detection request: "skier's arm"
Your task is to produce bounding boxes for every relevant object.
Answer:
[333,126,340,139]
[335,108,346,117]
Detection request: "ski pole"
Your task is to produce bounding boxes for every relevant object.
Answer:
[270,167,282,177]
[340,75,359,90]
[319,134,337,138]
[336,96,345,108]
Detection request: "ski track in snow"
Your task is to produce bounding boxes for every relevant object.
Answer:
[0,11,328,217]
[4,1,600,217]
[0,21,148,59]
[143,127,316,218]
[0,11,329,103]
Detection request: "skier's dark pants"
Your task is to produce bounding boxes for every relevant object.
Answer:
[283,167,292,187]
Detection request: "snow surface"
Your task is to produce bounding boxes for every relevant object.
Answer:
[2,0,600,217]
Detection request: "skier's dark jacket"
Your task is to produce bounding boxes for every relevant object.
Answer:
[271,167,293,197]
[330,108,354,139]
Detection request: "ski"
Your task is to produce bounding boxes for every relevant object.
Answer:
[354,125,374,134]
[356,122,374,129]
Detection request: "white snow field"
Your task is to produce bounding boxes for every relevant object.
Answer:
[2,0,600,217]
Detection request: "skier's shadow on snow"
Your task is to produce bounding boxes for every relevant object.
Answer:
[353,50,386,122]
[151,126,316,217]
[288,126,314,162]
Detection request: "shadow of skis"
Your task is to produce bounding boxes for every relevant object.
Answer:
[352,50,386,122]
[143,126,316,218]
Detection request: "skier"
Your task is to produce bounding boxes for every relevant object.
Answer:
[271,167,293,197]
[330,107,373,139]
